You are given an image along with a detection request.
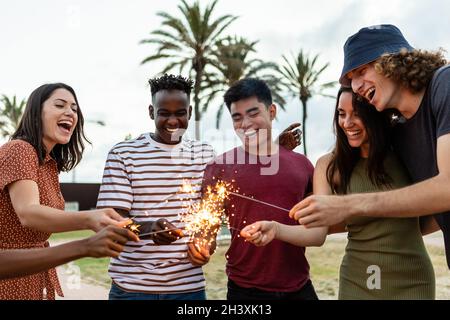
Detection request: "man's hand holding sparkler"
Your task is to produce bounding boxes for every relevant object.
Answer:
[187,237,217,266]
[289,195,352,228]
[150,219,184,245]
[138,218,184,245]
[181,180,229,266]
[187,223,220,266]
[240,221,279,246]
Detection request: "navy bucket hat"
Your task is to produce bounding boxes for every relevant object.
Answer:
[339,24,414,86]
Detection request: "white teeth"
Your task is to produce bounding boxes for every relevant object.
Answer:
[244,130,257,137]
[365,87,375,100]
[347,130,361,136]
[58,120,73,125]
[58,120,73,131]
[166,128,179,133]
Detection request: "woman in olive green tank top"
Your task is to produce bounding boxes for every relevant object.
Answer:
[315,87,435,299]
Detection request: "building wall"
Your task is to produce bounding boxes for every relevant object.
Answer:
[60,183,100,211]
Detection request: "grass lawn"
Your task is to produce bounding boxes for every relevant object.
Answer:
[55,235,450,299]
[50,230,95,242]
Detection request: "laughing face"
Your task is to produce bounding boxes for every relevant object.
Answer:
[230,96,276,151]
[149,90,192,144]
[337,91,369,157]
[41,88,78,152]
[347,62,400,112]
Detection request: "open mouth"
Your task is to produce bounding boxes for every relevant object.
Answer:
[165,128,179,134]
[57,121,73,134]
[346,129,362,138]
[365,87,376,102]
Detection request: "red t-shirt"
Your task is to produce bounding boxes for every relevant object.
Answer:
[202,146,314,292]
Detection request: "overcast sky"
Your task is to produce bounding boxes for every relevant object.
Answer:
[1,0,449,182]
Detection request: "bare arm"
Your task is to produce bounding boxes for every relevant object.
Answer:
[291,134,450,227]
[0,226,139,280]
[241,155,334,246]
[8,180,126,233]
[274,222,325,247]
[316,153,347,235]
[240,220,325,247]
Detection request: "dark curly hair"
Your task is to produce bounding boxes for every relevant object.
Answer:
[375,48,448,93]
[148,74,194,100]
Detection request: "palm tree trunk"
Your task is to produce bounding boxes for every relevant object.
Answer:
[194,89,201,140]
[300,97,308,156]
[193,66,204,140]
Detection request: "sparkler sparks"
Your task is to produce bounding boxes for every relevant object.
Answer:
[179,178,290,246]
[179,180,232,247]
[123,177,289,252]
[179,179,197,195]
[124,220,142,235]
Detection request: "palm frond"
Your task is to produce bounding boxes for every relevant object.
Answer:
[141,53,174,65]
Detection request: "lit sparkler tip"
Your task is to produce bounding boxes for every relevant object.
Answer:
[180,179,195,194]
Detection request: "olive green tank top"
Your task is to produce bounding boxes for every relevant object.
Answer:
[339,152,435,300]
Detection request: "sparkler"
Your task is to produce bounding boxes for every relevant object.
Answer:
[124,177,289,250]
[138,227,186,238]
[228,192,290,213]
[123,220,141,235]
[179,179,290,241]
[179,180,232,248]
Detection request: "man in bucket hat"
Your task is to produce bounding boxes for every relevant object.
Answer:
[289,24,450,269]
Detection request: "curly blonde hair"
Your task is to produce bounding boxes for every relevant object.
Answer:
[374,48,448,93]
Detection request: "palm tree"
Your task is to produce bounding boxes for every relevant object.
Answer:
[279,50,336,156]
[140,0,238,139]
[202,36,286,128]
[0,94,26,138]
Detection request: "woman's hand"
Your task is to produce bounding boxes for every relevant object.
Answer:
[86,208,128,232]
[83,225,139,258]
[240,221,279,246]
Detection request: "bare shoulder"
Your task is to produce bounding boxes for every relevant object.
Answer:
[315,152,340,189]
[316,153,334,170]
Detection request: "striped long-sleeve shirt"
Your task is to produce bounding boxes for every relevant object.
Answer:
[97,133,215,294]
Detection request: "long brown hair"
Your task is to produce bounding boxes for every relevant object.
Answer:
[11,83,90,172]
[326,87,392,194]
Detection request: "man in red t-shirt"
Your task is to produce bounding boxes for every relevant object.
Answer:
[191,78,325,300]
